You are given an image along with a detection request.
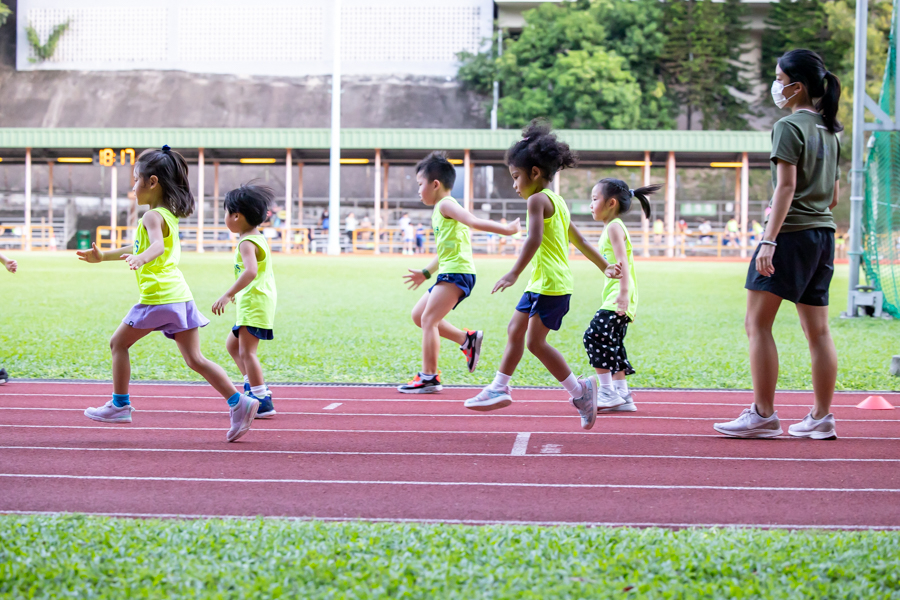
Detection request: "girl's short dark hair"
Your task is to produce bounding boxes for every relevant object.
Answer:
[135,146,195,218]
[416,151,457,190]
[224,183,274,227]
[505,118,577,180]
[777,49,843,133]
[596,178,661,220]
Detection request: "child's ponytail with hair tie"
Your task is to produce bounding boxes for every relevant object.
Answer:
[162,144,171,154]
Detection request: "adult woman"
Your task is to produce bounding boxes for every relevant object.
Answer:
[714,50,842,440]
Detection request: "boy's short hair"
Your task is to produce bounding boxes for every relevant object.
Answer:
[224,183,274,228]
[416,151,456,190]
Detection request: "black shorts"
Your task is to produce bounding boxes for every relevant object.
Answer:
[232,325,274,340]
[583,310,635,375]
[745,227,834,306]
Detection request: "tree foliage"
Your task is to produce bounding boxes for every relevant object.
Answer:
[0,2,12,28]
[26,19,71,63]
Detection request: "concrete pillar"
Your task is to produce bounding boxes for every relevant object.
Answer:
[374,148,382,254]
[213,161,220,229]
[110,166,118,236]
[553,171,561,195]
[740,152,749,258]
[24,148,32,251]
[48,162,56,250]
[464,149,472,211]
[197,148,205,253]
[642,151,650,258]
[382,162,389,212]
[297,162,304,229]
[284,149,292,253]
[665,151,676,258]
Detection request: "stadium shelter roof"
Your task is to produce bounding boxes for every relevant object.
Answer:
[0,128,773,168]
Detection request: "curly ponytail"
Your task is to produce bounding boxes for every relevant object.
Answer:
[506,118,577,180]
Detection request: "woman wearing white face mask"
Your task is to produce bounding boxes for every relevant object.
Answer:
[714,49,842,441]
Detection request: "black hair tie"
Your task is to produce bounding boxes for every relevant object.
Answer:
[162,144,171,153]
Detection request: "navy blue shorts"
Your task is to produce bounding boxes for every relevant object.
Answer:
[232,325,274,340]
[516,292,571,331]
[430,273,476,310]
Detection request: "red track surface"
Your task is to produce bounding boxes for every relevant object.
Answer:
[1,382,898,529]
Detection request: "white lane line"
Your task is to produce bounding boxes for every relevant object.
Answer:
[2,472,899,493]
[1,424,899,440]
[1,445,899,463]
[1,407,896,423]
[4,509,899,530]
[511,433,531,456]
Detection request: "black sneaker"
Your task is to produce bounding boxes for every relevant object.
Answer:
[460,330,483,373]
[397,372,443,394]
[0,368,7,385]
[252,389,276,418]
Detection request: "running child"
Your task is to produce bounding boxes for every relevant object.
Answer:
[465,120,623,430]
[399,151,520,393]
[0,251,16,384]
[212,184,278,418]
[583,178,661,413]
[78,146,259,442]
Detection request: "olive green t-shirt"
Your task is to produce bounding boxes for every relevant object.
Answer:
[768,110,841,233]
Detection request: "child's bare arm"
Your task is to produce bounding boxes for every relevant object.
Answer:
[492,194,547,294]
[569,222,622,279]
[212,241,259,315]
[76,243,132,263]
[403,256,440,290]
[122,211,165,270]
[0,251,16,273]
[607,222,630,314]
[440,200,520,236]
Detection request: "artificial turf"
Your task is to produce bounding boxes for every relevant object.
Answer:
[0,252,898,390]
[0,514,897,599]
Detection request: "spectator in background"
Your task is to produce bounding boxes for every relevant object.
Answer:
[415,223,425,254]
[345,211,358,252]
[361,215,372,242]
[320,209,330,232]
[652,218,664,250]
[751,219,764,244]
[399,212,413,255]
[725,217,739,247]
[698,219,713,244]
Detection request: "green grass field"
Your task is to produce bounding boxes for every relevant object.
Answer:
[0,252,897,390]
[1,515,898,599]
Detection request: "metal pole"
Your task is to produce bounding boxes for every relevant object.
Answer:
[642,151,650,258]
[196,148,204,253]
[464,149,472,211]
[48,161,56,250]
[374,148,382,254]
[327,0,342,255]
[666,151,676,258]
[110,165,118,236]
[213,161,220,229]
[487,27,502,201]
[285,149,292,253]
[24,148,32,251]
[740,152,749,259]
[846,0,869,316]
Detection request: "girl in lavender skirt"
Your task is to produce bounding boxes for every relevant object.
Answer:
[77,146,258,442]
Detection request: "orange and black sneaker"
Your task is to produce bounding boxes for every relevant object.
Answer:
[397,371,443,394]
[460,330,484,373]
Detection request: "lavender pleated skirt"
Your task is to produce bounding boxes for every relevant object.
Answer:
[123,301,210,340]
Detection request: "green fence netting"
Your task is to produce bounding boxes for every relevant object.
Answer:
[863,0,900,317]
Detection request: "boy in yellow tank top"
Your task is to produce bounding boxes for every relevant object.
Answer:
[400,151,520,393]
[212,184,278,418]
[465,121,624,430]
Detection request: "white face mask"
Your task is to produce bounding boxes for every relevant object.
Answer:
[771,80,800,109]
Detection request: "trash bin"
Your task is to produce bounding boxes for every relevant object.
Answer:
[76,230,91,250]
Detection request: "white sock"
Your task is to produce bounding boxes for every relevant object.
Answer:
[250,384,268,397]
[491,372,512,390]
[560,373,583,397]
[613,379,629,395]
[597,372,613,387]
[243,375,250,384]
[421,372,437,380]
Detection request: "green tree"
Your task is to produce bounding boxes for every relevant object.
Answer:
[457,0,673,129]
[0,2,12,28]
[661,0,753,130]
[760,0,848,81]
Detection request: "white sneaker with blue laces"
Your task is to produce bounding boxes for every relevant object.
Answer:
[464,386,512,411]
[84,400,134,423]
[227,395,259,442]
[570,376,598,430]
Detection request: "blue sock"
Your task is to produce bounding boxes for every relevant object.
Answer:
[227,392,241,407]
[112,393,130,408]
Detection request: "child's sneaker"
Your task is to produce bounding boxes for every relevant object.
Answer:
[243,381,251,394]
[600,390,636,413]
[227,394,259,442]
[788,410,837,440]
[464,386,512,411]
[596,383,626,410]
[713,404,782,438]
[398,372,443,394]
[570,376,598,430]
[0,367,7,385]
[460,330,484,373]
[254,389,276,419]
[84,400,134,423]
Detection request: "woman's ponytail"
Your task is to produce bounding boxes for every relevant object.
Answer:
[631,184,661,219]
[818,71,844,134]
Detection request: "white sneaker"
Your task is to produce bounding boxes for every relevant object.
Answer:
[227,395,259,442]
[597,383,626,410]
[788,410,837,440]
[570,376,597,430]
[601,390,637,413]
[464,386,512,411]
[713,404,782,438]
[84,400,134,423]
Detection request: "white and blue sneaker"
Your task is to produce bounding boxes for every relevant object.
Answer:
[227,395,259,442]
[243,381,251,394]
[84,400,134,423]
[570,376,598,430]
[253,389,276,419]
[464,385,512,411]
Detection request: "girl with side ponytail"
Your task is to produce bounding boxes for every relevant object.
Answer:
[715,48,842,441]
[582,178,661,412]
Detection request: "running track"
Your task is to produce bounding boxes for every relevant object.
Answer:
[1,382,898,530]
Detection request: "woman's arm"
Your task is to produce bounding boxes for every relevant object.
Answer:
[607,223,630,314]
[492,194,548,294]
[212,240,259,315]
[829,179,840,210]
[122,211,166,270]
[756,160,797,277]
[440,200,521,236]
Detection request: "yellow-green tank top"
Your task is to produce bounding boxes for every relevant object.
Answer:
[133,207,193,305]
[234,234,277,330]
[432,196,476,275]
[525,189,574,296]
[597,218,638,320]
